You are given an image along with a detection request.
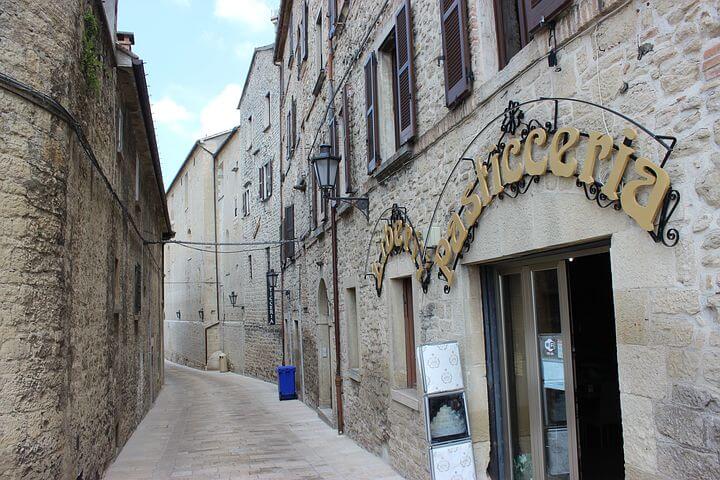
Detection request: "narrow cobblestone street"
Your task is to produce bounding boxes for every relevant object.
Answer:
[104,362,403,480]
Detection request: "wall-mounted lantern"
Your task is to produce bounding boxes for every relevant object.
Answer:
[310,144,369,219]
[176,310,181,319]
[198,308,204,321]
[229,291,238,308]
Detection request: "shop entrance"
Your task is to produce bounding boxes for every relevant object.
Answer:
[487,250,623,480]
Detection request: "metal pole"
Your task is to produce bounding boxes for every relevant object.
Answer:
[331,204,344,434]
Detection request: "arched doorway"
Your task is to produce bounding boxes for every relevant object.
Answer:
[317,280,332,409]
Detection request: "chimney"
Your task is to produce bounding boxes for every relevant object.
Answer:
[117,31,135,52]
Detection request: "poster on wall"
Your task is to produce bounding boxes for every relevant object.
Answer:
[418,342,464,394]
[429,440,477,480]
[425,391,470,445]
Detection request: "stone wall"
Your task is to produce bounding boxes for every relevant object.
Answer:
[275,0,720,479]
[0,1,169,479]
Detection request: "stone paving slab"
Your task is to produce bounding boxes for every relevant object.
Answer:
[104,361,404,480]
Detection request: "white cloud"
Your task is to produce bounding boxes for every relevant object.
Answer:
[198,84,242,136]
[214,0,273,31]
[152,97,193,125]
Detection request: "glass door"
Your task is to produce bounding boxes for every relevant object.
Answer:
[498,262,579,480]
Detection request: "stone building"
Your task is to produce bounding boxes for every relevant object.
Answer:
[215,44,284,383]
[164,129,234,369]
[0,1,171,479]
[272,0,720,479]
[164,45,284,380]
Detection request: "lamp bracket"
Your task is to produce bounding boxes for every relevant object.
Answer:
[325,194,370,220]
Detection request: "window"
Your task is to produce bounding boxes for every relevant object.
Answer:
[116,106,124,154]
[301,1,308,62]
[287,10,294,66]
[440,0,472,106]
[493,0,528,70]
[234,195,238,218]
[242,189,250,217]
[314,8,324,92]
[248,255,253,279]
[341,84,353,193]
[283,205,295,262]
[246,116,253,150]
[263,92,271,130]
[133,263,141,314]
[259,161,272,200]
[286,97,297,159]
[364,0,416,173]
[346,287,360,372]
[401,278,416,387]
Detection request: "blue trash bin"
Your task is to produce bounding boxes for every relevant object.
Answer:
[277,365,298,400]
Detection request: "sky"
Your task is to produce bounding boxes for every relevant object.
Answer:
[117,0,279,186]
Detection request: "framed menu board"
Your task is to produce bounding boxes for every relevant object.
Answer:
[418,341,464,394]
[429,440,477,480]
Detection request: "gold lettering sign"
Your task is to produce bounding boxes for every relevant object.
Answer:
[432,126,674,290]
[369,209,426,295]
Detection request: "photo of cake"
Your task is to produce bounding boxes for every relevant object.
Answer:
[428,393,468,443]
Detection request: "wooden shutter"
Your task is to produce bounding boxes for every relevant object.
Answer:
[394,0,416,145]
[329,116,338,157]
[342,84,352,193]
[523,0,571,33]
[267,161,273,197]
[302,1,309,61]
[133,263,141,314]
[291,99,297,148]
[310,167,318,229]
[285,205,295,259]
[440,0,472,108]
[364,53,380,173]
[286,109,292,158]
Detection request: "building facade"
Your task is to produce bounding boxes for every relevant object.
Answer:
[273,0,720,479]
[216,44,284,382]
[164,45,284,381]
[0,1,171,479]
[164,129,234,369]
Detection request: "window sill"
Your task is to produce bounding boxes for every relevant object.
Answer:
[348,368,361,382]
[312,69,326,97]
[373,144,413,182]
[391,388,419,411]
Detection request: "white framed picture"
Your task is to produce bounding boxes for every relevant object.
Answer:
[424,391,470,445]
[418,341,464,394]
[429,439,477,480]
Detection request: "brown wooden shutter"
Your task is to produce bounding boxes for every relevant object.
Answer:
[523,0,571,33]
[364,53,379,173]
[342,84,352,193]
[394,0,416,145]
[302,1,308,61]
[440,0,472,108]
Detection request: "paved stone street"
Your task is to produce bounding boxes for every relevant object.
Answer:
[104,362,404,480]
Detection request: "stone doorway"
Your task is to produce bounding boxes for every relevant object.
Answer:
[317,280,332,410]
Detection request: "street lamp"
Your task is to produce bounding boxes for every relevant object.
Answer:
[310,144,369,219]
[267,268,279,290]
[228,291,238,308]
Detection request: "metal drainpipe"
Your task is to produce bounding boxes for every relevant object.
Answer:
[208,144,223,357]
[327,28,344,435]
